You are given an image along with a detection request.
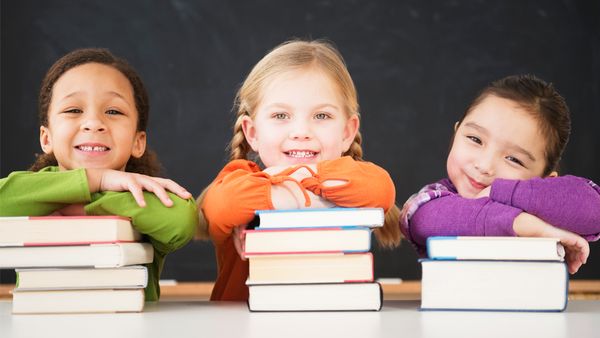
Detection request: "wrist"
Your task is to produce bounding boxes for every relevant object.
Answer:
[85,168,102,193]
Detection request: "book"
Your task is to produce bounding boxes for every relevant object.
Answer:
[244,227,372,255]
[248,282,382,311]
[0,216,140,246]
[420,260,568,311]
[0,242,153,268]
[15,266,148,290]
[254,207,384,229]
[247,253,373,284]
[427,236,565,261]
[12,289,145,314]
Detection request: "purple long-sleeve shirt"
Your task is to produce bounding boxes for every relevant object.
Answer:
[400,175,600,256]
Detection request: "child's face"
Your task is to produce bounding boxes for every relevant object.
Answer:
[39,63,146,171]
[242,68,358,167]
[447,95,548,198]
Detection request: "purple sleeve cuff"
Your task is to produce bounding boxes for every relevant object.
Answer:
[490,178,524,207]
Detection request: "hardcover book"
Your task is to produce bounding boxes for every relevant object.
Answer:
[420,259,568,311]
[248,282,382,312]
[0,216,140,246]
[15,266,148,290]
[0,242,153,268]
[247,252,373,284]
[244,227,371,255]
[426,236,565,261]
[12,289,145,314]
[254,207,384,229]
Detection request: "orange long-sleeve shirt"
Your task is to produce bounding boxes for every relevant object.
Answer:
[201,156,395,301]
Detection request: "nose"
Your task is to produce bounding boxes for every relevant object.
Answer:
[474,153,495,176]
[288,119,312,140]
[80,114,106,133]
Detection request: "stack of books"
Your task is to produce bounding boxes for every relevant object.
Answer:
[0,216,154,314]
[420,236,568,312]
[244,207,384,312]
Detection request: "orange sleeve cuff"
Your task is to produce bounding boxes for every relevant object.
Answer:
[203,160,274,244]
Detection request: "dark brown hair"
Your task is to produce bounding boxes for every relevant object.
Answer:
[456,74,571,176]
[29,48,161,176]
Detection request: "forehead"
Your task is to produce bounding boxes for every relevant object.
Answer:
[463,96,547,154]
[259,67,343,105]
[52,63,134,99]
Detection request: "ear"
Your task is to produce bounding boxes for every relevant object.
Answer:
[241,115,259,152]
[39,126,53,154]
[342,114,360,152]
[131,131,147,158]
[454,121,460,132]
[547,170,558,178]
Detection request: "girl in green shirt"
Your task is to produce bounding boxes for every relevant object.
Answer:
[0,48,198,300]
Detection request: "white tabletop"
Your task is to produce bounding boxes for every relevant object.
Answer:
[1,299,599,338]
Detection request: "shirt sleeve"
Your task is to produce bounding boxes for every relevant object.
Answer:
[202,160,274,245]
[0,168,91,216]
[83,191,197,254]
[302,156,396,212]
[490,175,600,240]
[408,194,522,255]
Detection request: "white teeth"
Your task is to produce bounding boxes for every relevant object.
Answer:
[287,150,316,158]
[78,146,108,152]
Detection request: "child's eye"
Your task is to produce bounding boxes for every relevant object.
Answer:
[314,112,332,120]
[466,136,482,145]
[63,108,83,114]
[271,112,289,120]
[106,109,124,115]
[506,156,525,167]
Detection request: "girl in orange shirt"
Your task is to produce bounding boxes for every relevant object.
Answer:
[198,40,401,300]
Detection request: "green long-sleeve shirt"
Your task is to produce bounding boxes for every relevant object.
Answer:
[0,166,198,301]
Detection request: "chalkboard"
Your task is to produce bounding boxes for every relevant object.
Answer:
[2,0,599,284]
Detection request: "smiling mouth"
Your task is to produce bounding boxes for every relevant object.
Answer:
[285,150,318,158]
[75,145,110,152]
[468,176,487,190]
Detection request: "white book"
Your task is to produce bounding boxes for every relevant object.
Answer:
[12,289,145,314]
[255,207,384,229]
[0,242,153,268]
[427,236,565,261]
[248,282,382,312]
[15,266,148,290]
[420,260,568,311]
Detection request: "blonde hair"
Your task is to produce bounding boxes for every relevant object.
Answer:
[197,40,401,247]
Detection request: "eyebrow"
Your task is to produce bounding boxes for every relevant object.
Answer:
[59,91,131,106]
[462,121,537,162]
[263,102,340,111]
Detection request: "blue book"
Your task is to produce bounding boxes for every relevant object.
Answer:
[254,207,384,229]
[420,259,568,312]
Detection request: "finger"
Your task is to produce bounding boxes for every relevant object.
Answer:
[153,177,192,200]
[138,177,174,207]
[127,180,146,207]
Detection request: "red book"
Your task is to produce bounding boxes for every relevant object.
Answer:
[243,227,372,256]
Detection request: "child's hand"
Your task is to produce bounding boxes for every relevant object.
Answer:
[232,224,247,261]
[475,186,491,198]
[513,212,589,274]
[86,169,192,207]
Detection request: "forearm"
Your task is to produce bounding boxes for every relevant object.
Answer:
[0,168,91,216]
[409,196,521,249]
[307,157,396,211]
[491,176,600,237]
[85,191,197,254]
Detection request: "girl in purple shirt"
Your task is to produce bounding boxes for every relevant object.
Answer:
[400,75,600,274]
